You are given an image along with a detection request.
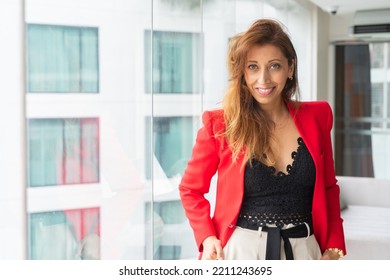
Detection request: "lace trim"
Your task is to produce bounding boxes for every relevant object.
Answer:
[237,213,312,228]
[263,137,304,177]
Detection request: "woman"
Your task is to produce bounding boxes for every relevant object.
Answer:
[179,19,346,260]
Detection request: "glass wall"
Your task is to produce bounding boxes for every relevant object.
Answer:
[27,24,99,93]
[0,0,314,260]
[25,0,154,260]
[335,42,390,179]
[28,118,99,187]
[28,207,100,259]
[145,30,201,94]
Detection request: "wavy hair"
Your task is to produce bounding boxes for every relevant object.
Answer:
[223,19,300,166]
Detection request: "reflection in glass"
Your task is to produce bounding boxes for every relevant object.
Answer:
[28,118,99,187]
[28,208,100,259]
[24,0,153,261]
[154,117,197,177]
[145,116,198,179]
[21,0,316,261]
[145,31,201,94]
[27,24,99,93]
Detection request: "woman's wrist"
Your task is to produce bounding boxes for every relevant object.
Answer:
[325,248,344,259]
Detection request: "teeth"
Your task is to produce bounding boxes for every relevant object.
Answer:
[256,87,273,95]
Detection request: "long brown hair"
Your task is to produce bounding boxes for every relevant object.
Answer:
[223,19,300,166]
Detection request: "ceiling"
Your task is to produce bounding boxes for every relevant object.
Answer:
[309,0,390,15]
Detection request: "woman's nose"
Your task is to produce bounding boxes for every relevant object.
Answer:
[257,69,270,83]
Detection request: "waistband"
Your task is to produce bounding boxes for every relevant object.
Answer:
[236,218,313,260]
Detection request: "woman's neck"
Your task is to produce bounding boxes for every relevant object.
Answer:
[261,99,290,124]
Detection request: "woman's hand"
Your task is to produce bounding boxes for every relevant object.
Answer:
[320,249,342,260]
[201,236,224,260]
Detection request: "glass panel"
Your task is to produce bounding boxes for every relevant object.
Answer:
[80,119,100,183]
[151,0,202,260]
[23,0,314,261]
[28,208,100,259]
[148,0,314,260]
[145,116,199,258]
[26,0,152,260]
[335,43,390,179]
[28,118,99,187]
[27,24,99,93]
[28,119,62,186]
[154,117,198,178]
[149,200,187,259]
[145,31,201,94]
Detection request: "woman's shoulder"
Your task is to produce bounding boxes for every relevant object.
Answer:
[298,100,331,110]
[201,109,226,134]
[293,100,334,130]
[202,108,225,123]
[293,100,333,116]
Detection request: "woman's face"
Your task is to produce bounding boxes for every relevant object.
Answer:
[244,44,293,108]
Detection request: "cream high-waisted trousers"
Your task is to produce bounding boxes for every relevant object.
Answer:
[223,225,322,260]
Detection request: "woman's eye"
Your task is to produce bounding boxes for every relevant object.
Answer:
[248,64,258,70]
[270,63,281,70]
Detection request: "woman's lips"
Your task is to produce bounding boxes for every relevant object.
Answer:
[255,87,274,96]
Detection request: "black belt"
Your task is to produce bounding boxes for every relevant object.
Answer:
[236,219,313,260]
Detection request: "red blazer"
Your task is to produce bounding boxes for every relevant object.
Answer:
[179,101,346,258]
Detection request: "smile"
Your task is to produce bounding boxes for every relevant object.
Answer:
[255,87,274,96]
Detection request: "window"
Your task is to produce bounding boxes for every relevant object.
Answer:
[144,116,199,259]
[146,200,187,260]
[28,118,99,187]
[145,116,198,179]
[145,30,201,94]
[28,207,100,260]
[27,24,99,93]
[335,43,390,179]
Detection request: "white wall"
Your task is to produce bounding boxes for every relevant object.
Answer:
[0,0,26,260]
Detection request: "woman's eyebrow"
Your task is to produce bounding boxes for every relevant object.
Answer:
[246,58,283,63]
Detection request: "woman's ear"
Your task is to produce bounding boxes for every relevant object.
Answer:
[288,59,295,78]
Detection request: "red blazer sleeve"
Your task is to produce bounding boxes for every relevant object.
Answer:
[321,102,346,253]
[179,110,222,251]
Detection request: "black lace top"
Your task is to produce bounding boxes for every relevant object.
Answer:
[237,137,316,228]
